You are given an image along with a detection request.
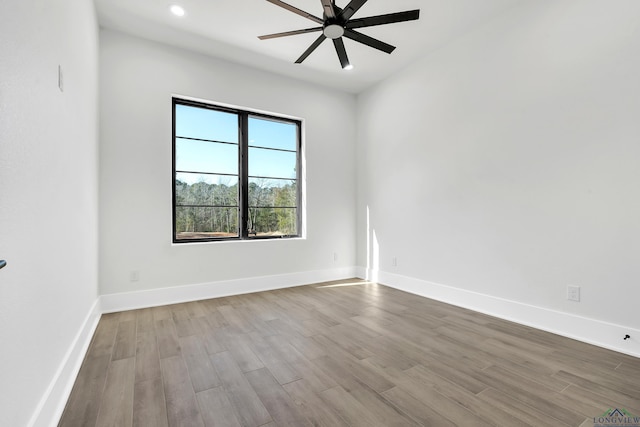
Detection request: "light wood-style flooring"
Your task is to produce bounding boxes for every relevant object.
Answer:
[59,279,640,426]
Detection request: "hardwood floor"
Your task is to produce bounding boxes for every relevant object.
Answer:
[58,279,640,426]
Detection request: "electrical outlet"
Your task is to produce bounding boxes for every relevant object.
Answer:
[392,257,398,267]
[333,252,338,262]
[130,270,140,282]
[567,285,580,302]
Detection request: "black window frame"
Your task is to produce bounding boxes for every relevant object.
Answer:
[172,97,302,243]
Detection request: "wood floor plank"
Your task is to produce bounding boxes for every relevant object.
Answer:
[548,386,607,419]
[161,356,205,427]
[323,324,375,360]
[338,327,417,370]
[156,318,181,359]
[218,305,255,333]
[244,297,281,322]
[554,344,625,370]
[312,337,395,393]
[307,307,342,328]
[95,358,135,427]
[423,337,495,373]
[369,333,434,368]
[152,305,172,321]
[119,310,137,322]
[285,333,328,360]
[248,316,280,338]
[133,377,169,427]
[172,304,199,337]
[476,387,570,427]
[618,353,640,370]
[221,330,265,373]
[135,308,155,334]
[135,331,161,383]
[196,387,242,427]
[185,301,207,318]
[551,352,640,396]
[319,386,380,427]
[197,316,227,355]
[282,379,349,427]
[492,358,570,393]
[112,319,137,361]
[560,383,640,416]
[236,305,279,336]
[246,332,300,385]
[263,334,338,392]
[245,368,310,427]
[288,356,339,392]
[409,358,489,395]
[180,335,221,392]
[404,364,527,426]
[203,308,229,330]
[553,370,640,414]
[347,382,419,426]
[358,357,413,386]
[394,376,493,427]
[382,386,457,427]
[479,365,585,425]
[350,314,394,336]
[210,351,272,427]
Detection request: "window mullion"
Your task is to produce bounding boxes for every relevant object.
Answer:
[239,113,249,238]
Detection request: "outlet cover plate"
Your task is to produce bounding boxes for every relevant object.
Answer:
[567,285,580,302]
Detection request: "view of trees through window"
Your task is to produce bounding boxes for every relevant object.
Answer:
[173,99,301,242]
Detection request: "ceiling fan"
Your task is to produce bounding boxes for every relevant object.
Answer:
[259,0,420,70]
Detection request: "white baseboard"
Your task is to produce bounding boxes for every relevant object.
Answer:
[357,267,640,358]
[100,266,359,313]
[28,298,102,427]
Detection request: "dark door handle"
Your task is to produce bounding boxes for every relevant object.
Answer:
[0,260,6,270]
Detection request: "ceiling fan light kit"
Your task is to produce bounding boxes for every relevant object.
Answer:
[259,0,420,70]
[323,24,344,39]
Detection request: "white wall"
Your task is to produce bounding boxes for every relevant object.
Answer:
[99,30,357,299]
[357,0,640,353]
[0,0,100,425]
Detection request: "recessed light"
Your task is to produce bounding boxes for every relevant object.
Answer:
[170,5,185,17]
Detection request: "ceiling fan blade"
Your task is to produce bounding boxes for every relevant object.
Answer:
[338,0,368,21]
[259,27,323,40]
[343,29,395,54]
[333,37,351,69]
[346,10,420,29]
[266,0,324,24]
[320,0,336,19]
[295,34,327,63]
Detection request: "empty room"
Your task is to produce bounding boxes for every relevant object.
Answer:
[1,0,639,426]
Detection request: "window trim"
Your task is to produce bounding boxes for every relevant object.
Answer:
[172,97,303,243]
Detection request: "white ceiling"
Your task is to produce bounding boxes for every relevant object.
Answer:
[95,0,526,94]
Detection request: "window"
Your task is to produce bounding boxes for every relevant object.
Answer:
[173,98,302,242]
